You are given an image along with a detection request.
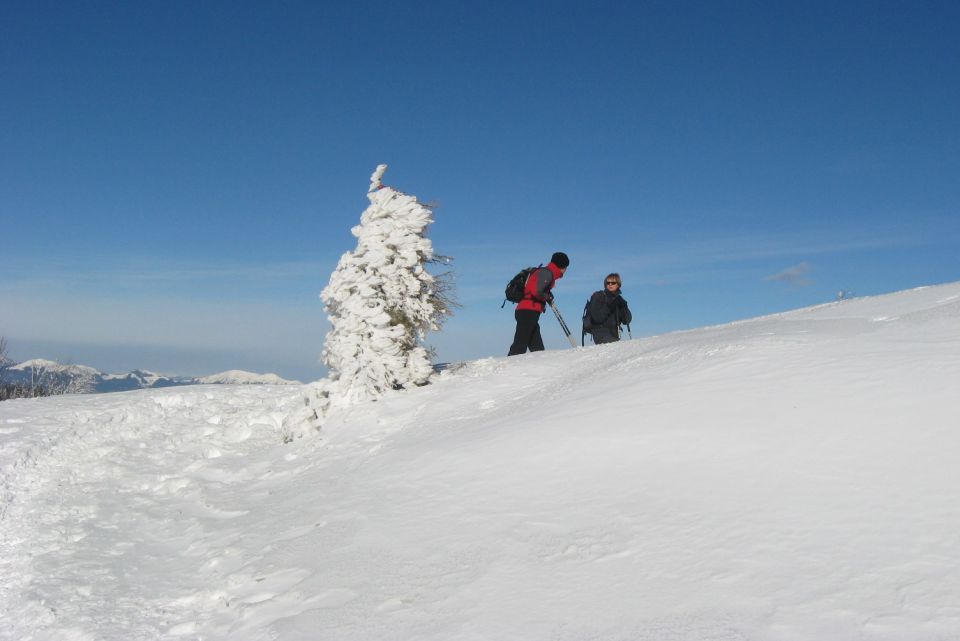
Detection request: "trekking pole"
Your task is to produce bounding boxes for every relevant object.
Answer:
[549,301,578,348]
[626,323,633,340]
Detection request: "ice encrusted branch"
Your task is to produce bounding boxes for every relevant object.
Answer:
[369,164,388,192]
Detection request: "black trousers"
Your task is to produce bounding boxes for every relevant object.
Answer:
[508,309,544,355]
[591,326,620,344]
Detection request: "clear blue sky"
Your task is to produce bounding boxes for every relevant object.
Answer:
[2,1,958,382]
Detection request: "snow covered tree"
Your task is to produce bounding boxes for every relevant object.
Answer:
[321,165,453,404]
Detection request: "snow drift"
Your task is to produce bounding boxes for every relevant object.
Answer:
[2,282,959,640]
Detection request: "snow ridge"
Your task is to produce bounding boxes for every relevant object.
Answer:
[196,370,301,385]
[3,361,300,394]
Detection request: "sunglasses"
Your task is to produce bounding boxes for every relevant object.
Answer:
[605,281,619,286]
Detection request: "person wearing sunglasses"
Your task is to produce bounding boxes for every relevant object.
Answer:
[584,273,632,344]
[508,252,570,355]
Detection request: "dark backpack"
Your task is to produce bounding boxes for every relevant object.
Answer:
[581,298,594,345]
[502,265,540,306]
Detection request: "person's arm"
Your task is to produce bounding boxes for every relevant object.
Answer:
[618,297,632,325]
[533,268,556,303]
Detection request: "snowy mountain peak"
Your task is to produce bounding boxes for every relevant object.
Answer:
[11,358,58,369]
[2,360,299,394]
[11,358,98,375]
[197,370,302,385]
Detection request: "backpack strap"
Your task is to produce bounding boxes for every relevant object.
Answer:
[522,264,545,303]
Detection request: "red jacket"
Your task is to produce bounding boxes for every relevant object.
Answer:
[516,262,565,313]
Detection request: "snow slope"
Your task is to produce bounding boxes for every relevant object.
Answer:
[2,282,959,640]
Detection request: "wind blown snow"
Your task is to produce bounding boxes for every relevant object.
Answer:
[2,283,959,640]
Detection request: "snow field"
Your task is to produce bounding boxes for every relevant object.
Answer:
[0,386,319,639]
[1,282,960,639]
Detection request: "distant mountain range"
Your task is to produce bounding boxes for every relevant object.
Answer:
[1,359,301,395]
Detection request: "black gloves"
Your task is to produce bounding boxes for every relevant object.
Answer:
[544,292,555,304]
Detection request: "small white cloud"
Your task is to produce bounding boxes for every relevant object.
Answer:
[766,261,813,287]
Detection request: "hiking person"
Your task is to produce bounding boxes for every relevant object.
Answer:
[585,273,632,344]
[507,252,570,355]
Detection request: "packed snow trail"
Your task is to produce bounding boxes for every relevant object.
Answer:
[2,283,960,640]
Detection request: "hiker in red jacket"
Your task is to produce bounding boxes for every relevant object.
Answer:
[507,252,569,355]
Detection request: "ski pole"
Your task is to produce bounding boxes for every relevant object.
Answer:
[549,301,578,348]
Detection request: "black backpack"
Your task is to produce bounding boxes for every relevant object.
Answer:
[581,298,594,345]
[502,265,541,307]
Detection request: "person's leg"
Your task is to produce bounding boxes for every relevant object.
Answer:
[528,317,545,351]
[508,310,539,355]
[592,328,618,344]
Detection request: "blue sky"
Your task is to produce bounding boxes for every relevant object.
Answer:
[2,1,958,382]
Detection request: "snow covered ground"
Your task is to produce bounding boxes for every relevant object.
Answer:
[2,282,959,641]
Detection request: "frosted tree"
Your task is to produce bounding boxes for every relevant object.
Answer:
[321,165,454,404]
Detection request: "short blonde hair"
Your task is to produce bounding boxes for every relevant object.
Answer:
[604,273,622,287]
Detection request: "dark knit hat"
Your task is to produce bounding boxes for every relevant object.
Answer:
[550,252,570,268]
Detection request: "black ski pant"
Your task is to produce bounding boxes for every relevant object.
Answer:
[508,309,544,355]
[591,327,620,344]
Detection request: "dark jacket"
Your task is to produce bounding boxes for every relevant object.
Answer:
[587,289,631,343]
[516,262,565,313]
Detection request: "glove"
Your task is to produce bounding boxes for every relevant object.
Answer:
[544,291,555,304]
